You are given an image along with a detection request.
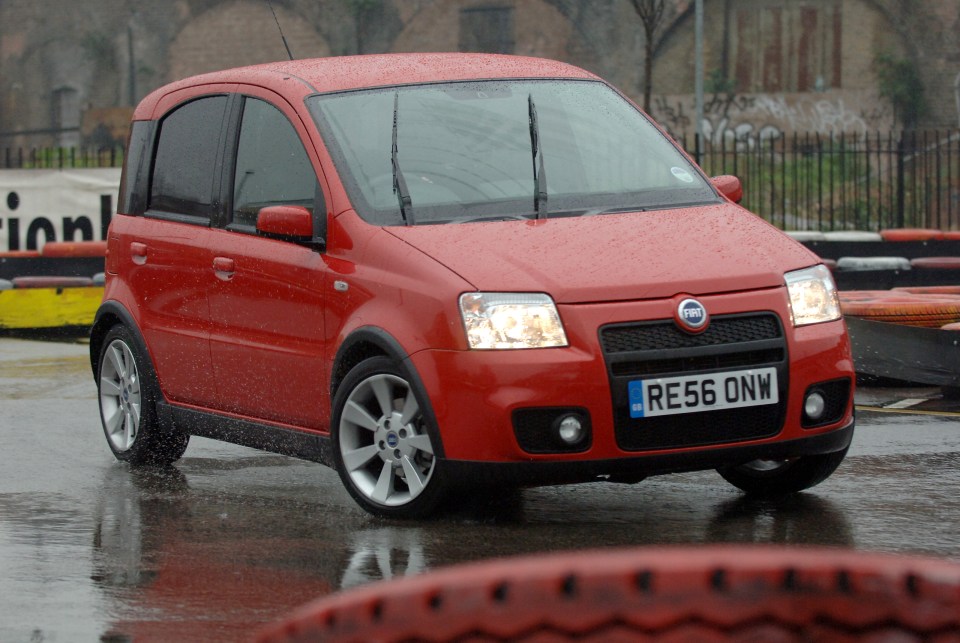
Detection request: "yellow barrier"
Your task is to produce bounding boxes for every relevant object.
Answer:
[0,287,103,329]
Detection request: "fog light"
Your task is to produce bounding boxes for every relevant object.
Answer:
[556,415,584,445]
[804,391,826,421]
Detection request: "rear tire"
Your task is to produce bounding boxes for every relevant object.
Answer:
[96,325,189,466]
[718,448,848,497]
[331,356,446,519]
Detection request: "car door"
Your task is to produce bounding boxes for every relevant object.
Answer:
[205,91,329,430]
[123,92,230,407]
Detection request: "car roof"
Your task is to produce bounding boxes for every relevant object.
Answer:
[134,53,600,119]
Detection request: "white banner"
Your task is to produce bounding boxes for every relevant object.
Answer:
[0,169,121,252]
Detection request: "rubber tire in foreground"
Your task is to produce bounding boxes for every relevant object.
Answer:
[717,447,848,497]
[330,356,447,519]
[97,325,189,466]
[257,545,960,642]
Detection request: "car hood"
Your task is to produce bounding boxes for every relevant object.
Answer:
[385,204,819,304]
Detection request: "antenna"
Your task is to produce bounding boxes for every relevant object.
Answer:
[266,0,295,61]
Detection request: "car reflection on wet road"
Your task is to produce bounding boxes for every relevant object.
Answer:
[2,336,959,641]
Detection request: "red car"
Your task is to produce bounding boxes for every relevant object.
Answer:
[90,54,854,518]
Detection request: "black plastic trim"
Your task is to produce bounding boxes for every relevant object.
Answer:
[159,401,333,467]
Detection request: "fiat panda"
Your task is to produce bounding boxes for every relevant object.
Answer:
[90,54,854,518]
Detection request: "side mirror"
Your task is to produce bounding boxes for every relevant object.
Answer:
[257,205,315,242]
[710,175,743,204]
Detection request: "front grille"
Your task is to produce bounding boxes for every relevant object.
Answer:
[601,315,781,353]
[600,313,789,452]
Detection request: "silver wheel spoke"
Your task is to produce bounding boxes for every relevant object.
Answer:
[123,411,136,448]
[369,377,394,419]
[343,444,380,471]
[343,400,380,432]
[99,377,122,397]
[371,462,395,503]
[400,456,426,498]
[108,345,127,381]
[399,389,419,426]
[103,405,124,436]
[406,434,434,455]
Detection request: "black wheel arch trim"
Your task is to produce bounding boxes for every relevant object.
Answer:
[90,301,151,381]
[332,326,446,460]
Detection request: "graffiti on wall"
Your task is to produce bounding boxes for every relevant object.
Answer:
[651,90,893,147]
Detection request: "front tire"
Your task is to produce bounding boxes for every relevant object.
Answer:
[97,325,189,466]
[331,357,446,518]
[717,448,848,497]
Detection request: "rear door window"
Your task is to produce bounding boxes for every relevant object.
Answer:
[149,95,229,222]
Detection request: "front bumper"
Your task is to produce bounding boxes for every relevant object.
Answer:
[443,418,854,487]
[410,288,854,470]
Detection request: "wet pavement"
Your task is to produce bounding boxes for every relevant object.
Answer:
[2,336,960,641]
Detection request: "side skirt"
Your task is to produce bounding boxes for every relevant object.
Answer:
[157,400,334,467]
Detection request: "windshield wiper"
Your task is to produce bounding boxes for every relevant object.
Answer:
[528,94,548,220]
[392,92,414,226]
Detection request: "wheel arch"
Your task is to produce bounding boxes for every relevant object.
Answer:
[89,301,147,380]
[332,326,446,460]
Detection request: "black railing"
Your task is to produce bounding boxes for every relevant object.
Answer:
[4,131,960,232]
[684,130,960,232]
[0,146,123,169]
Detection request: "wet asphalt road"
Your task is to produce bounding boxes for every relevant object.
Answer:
[2,336,960,642]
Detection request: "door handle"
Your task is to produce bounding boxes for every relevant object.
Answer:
[213,256,236,281]
[130,241,147,265]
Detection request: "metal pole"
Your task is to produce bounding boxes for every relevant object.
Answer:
[695,0,704,165]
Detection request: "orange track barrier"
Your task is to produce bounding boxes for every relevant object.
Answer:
[910,257,960,270]
[40,241,108,258]
[879,228,945,241]
[258,546,960,642]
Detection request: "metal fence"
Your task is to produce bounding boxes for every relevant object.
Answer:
[4,130,960,232]
[685,130,960,232]
[1,146,123,169]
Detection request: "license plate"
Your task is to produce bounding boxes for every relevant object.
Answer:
[628,368,778,419]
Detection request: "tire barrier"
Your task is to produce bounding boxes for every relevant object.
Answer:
[93,272,106,286]
[40,240,108,258]
[910,257,960,270]
[894,286,960,295]
[879,228,945,241]
[785,231,826,242]
[0,279,12,291]
[836,256,911,271]
[822,230,883,242]
[0,250,42,258]
[840,290,960,328]
[257,545,960,643]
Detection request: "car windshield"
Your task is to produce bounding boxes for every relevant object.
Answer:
[307,79,718,226]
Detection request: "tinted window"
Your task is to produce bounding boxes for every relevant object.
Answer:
[150,96,228,220]
[232,97,318,228]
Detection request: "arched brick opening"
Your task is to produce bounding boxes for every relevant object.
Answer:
[168,0,330,82]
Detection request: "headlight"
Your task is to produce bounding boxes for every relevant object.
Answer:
[785,265,842,327]
[459,292,568,350]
